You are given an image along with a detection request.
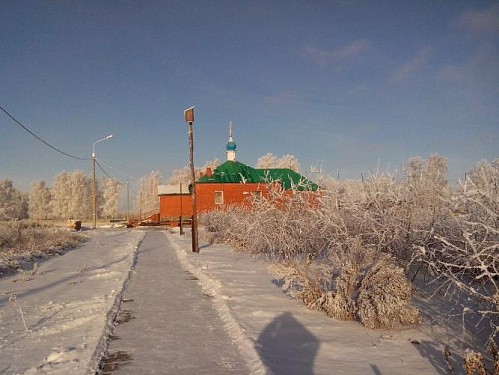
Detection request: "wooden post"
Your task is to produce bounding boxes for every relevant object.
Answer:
[179,183,184,235]
[184,107,199,253]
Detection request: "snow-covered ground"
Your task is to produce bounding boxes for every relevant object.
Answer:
[0,229,145,374]
[169,229,456,375]
[0,228,466,374]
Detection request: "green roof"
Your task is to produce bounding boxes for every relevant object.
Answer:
[197,161,319,191]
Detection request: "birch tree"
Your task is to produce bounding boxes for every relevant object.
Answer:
[277,154,300,172]
[68,171,92,219]
[167,166,197,185]
[135,170,162,216]
[100,176,122,219]
[51,171,92,219]
[256,153,300,172]
[255,153,279,169]
[28,180,52,220]
[51,172,70,219]
[0,179,28,220]
[167,159,220,185]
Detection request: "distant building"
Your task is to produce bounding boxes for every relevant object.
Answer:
[158,123,318,224]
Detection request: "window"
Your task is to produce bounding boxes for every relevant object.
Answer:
[214,191,224,205]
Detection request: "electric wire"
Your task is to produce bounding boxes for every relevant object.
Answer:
[1,105,140,214]
[96,158,137,181]
[95,158,141,198]
[95,160,115,180]
[0,105,89,160]
[95,159,137,197]
[95,158,139,194]
[128,183,138,195]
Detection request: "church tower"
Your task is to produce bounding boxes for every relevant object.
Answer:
[226,121,237,162]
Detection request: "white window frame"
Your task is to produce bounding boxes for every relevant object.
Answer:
[214,191,224,205]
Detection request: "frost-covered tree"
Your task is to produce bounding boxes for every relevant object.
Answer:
[255,153,300,172]
[255,153,279,169]
[166,159,220,185]
[100,176,122,219]
[167,166,192,185]
[203,158,221,171]
[68,171,92,219]
[28,180,52,220]
[0,179,28,220]
[51,171,92,219]
[277,154,300,172]
[51,172,70,219]
[135,170,162,216]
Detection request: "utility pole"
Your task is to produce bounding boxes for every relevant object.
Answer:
[92,135,113,229]
[126,180,130,223]
[184,106,199,253]
[179,183,184,235]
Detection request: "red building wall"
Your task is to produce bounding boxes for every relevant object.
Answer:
[159,182,270,220]
[159,182,318,222]
[196,183,267,212]
[159,194,192,221]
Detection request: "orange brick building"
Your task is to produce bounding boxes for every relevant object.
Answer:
[158,124,318,223]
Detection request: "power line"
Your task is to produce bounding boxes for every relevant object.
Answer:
[97,158,137,181]
[96,159,137,194]
[95,160,115,180]
[128,182,138,195]
[0,105,89,160]
[95,158,140,196]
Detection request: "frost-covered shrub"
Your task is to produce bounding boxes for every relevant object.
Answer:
[268,238,420,329]
[201,156,498,340]
[0,220,84,274]
[410,160,499,344]
[201,185,339,261]
[201,205,251,246]
[356,255,420,328]
[333,166,451,264]
[244,189,331,261]
[200,179,422,329]
[463,351,487,375]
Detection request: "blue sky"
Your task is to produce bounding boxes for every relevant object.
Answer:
[1,1,498,193]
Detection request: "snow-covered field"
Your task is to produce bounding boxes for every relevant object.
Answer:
[0,227,478,374]
[0,229,144,374]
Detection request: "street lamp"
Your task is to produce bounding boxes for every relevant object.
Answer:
[92,134,113,229]
[126,180,130,223]
[184,106,199,253]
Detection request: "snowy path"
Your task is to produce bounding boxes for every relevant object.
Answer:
[103,230,250,374]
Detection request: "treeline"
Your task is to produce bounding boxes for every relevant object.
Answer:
[0,168,186,222]
[0,171,122,221]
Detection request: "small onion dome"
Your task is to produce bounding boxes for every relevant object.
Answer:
[226,140,237,151]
